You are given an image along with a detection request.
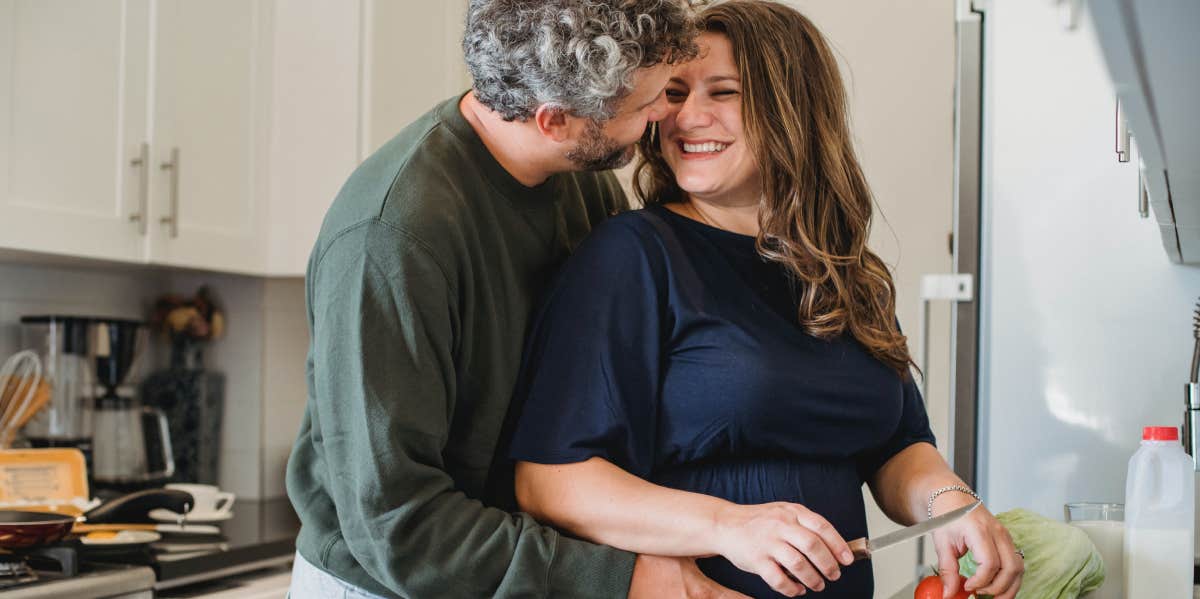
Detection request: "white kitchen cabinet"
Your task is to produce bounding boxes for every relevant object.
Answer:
[0,1,469,276]
[267,0,471,276]
[264,0,361,276]
[148,0,273,274]
[0,0,151,263]
[1088,0,1200,264]
[0,0,271,273]
[360,0,472,157]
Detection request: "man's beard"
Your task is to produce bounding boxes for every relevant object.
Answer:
[566,120,636,171]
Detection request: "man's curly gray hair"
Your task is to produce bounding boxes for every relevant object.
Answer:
[464,0,700,122]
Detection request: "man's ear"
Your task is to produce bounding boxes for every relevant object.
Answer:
[533,104,574,143]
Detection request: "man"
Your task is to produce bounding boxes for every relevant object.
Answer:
[286,1,747,597]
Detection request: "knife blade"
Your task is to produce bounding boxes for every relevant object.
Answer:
[847,500,981,561]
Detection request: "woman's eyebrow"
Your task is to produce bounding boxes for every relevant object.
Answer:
[667,73,741,87]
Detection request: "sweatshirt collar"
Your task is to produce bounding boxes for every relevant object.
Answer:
[439,93,565,209]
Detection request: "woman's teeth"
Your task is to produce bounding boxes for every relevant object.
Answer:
[682,142,728,154]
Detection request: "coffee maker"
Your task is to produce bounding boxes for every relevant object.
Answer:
[19,316,174,489]
[88,318,175,489]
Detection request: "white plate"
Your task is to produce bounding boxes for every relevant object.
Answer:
[149,508,234,523]
[81,530,161,545]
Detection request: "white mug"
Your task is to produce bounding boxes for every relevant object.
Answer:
[168,483,235,515]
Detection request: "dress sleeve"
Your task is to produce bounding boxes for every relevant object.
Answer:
[856,368,938,481]
[509,218,666,479]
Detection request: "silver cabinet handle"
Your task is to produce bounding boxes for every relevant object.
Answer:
[128,142,150,235]
[1138,169,1149,219]
[1115,97,1130,163]
[159,147,180,239]
[1053,0,1082,30]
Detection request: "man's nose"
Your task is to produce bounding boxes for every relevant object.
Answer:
[647,93,671,122]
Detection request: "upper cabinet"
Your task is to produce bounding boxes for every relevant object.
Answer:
[0,0,468,276]
[1087,0,1200,264]
[0,0,150,264]
[361,0,471,157]
[263,0,361,276]
[149,0,272,274]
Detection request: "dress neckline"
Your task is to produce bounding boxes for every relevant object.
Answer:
[651,204,758,250]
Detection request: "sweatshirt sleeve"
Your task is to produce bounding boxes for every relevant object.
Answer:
[306,219,635,598]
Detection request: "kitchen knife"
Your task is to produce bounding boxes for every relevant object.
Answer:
[847,500,981,561]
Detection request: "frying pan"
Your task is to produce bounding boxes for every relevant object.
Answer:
[0,488,193,550]
[0,511,76,549]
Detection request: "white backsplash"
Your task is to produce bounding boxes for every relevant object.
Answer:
[0,260,308,500]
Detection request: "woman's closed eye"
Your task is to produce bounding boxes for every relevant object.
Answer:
[665,89,688,102]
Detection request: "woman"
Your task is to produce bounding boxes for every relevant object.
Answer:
[509,2,1023,598]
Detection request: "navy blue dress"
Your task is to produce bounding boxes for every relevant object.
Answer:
[508,205,935,598]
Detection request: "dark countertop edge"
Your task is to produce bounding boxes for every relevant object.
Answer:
[153,537,295,587]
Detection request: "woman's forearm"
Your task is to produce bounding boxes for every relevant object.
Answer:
[868,442,967,525]
[515,457,733,557]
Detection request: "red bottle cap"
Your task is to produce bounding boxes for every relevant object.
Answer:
[1142,426,1179,441]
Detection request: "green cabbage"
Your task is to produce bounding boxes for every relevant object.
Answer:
[957,508,1106,599]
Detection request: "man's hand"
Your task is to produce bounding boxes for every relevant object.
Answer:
[629,555,751,599]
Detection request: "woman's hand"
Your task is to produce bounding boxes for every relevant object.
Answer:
[929,493,1024,599]
[712,502,855,597]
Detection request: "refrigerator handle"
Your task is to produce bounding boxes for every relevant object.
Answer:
[1137,169,1149,219]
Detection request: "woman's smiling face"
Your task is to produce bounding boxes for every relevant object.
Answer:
[660,32,761,204]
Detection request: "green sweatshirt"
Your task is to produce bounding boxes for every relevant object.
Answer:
[285,95,636,598]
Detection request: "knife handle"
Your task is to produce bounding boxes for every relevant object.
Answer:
[847,537,871,561]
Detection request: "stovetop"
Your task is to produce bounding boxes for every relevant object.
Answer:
[0,545,155,599]
[0,499,299,597]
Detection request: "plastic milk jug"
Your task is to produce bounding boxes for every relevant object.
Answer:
[1124,426,1194,598]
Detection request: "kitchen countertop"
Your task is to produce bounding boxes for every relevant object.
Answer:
[151,497,299,590]
[80,497,300,591]
[0,563,156,599]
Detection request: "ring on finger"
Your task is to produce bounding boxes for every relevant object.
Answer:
[1015,548,1024,559]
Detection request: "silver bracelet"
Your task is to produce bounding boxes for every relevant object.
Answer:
[927,485,981,520]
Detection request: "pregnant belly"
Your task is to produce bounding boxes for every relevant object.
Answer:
[651,457,873,599]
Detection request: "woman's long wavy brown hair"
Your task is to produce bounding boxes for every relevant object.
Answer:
[633,0,915,376]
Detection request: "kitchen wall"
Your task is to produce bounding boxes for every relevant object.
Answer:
[0,260,308,500]
[979,0,1200,523]
[0,261,166,359]
[164,272,308,501]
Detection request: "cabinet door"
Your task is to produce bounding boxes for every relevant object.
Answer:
[0,0,150,262]
[149,0,270,274]
[361,0,472,156]
[264,0,361,277]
